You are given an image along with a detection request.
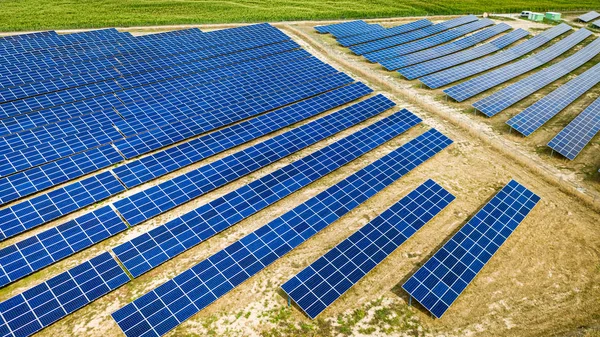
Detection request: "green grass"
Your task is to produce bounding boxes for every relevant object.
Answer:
[0,0,597,32]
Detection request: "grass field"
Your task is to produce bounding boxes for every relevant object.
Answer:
[0,0,597,32]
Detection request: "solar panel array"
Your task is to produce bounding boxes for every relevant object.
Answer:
[330,24,385,39]
[548,97,600,160]
[351,15,479,56]
[420,23,572,89]
[282,179,455,319]
[315,20,370,34]
[474,36,600,117]
[398,29,529,80]
[381,23,511,71]
[403,180,540,318]
[594,20,600,29]
[578,11,600,22]
[0,252,130,337]
[363,19,494,63]
[444,28,592,102]
[0,90,384,287]
[112,129,453,337]
[337,19,432,47]
[0,82,371,242]
[112,109,420,278]
[506,62,600,136]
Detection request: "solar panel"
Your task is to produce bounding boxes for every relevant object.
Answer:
[337,19,432,47]
[330,24,385,39]
[364,19,494,63]
[0,73,352,207]
[402,180,541,318]
[0,56,336,176]
[578,11,600,22]
[0,206,127,287]
[0,42,302,137]
[0,83,371,241]
[315,21,369,34]
[282,179,455,319]
[0,31,292,118]
[594,20,600,29]
[0,171,125,240]
[474,37,600,117]
[0,252,130,337]
[112,109,421,278]
[506,62,600,136]
[400,29,529,80]
[350,16,478,55]
[0,145,123,206]
[381,23,511,71]
[420,24,571,89]
[547,96,600,160]
[444,28,591,102]
[114,94,396,227]
[113,82,372,188]
[111,129,452,337]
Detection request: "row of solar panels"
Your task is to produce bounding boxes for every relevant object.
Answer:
[317,18,600,163]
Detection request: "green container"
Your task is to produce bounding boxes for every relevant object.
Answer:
[528,12,544,21]
[545,12,561,21]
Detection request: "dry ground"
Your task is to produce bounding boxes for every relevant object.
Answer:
[0,14,599,337]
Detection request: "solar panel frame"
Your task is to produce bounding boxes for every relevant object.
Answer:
[282,179,455,319]
[111,128,452,337]
[402,180,541,318]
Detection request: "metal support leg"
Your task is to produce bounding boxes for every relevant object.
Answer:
[408,296,412,307]
[288,296,291,307]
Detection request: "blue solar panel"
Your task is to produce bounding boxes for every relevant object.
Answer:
[547,96,600,160]
[593,20,600,29]
[507,62,600,136]
[0,206,127,287]
[315,21,369,34]
[111,129,452,337]
[578,11,600,22]
[400,29,528,80]
[330,24,385,39]
[282,179,455,319]
[381,23,511,71]
[0,55,335,176]
[350,16,478,56]
[0,83,370,241]
[0,252,130,337]
[0,43,302,138]
[112,108,421,278]
[0,145,123,206]
[420,24,571,89]
[114,94,396,227]
[445,28,591,102]
[363,19,494,63]
[474,37,600,117]
[0,31,57,43]
[113,82,372,188]
[0,171,125,240]
[0,73,352,207]
[337,19,432,47]
[402,180,541,318]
